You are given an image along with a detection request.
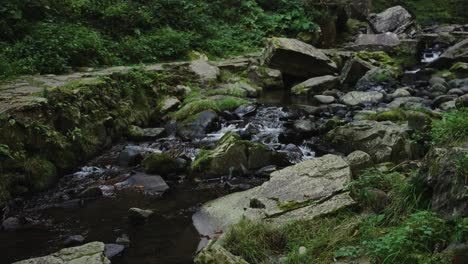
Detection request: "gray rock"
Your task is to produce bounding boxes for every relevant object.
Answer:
[175,85,191,96]
[448,88,464,96]
[456,94,468,108]
[128,208,154,222]
[314,95,335,104]
[247,66,284,89]
[194,241,249,264]
[234,104,257,118]
[193,155,353,238]
[430,38,468,68]
[116,234,130,247]
[432,95,458,108]
[369,6,414,35]
[364,188,391,213]
[298,246,308,256]
[189,59,220,81]
[63,235,85,246]
[261,38,338,78]
[327,120,412,163]
[354,33,400,51]
[220,81,261,97]
[13,242,110,264]
[340,91,384,106]
[340,58,374,87]
[293,120,318,133]
[117,147,143,167]
[355,68,396,91]
[123,172,169,195]
[388,97,428,109]
[291,75,340,96]
[420,147,468,218]
[440,100,456,111]
[389,87,411,99]
[104,244,125,259]
[2,217,21,231]
[160,97,181,113]
[128,126,165,141]
[177,110,219,140]
[347,151,373,177]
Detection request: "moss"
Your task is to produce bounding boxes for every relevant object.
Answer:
[127,125,144,139]
[171,96,248,121]
[206,87,248,97]
[142,153,178,176]
[24,157,57,192]
[450,62,468,78]
[191,149,212,172]
[355,51,401,75]
[278,199,317,212]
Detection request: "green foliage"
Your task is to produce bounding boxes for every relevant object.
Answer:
[431,108,468,146]
[171,96,248,121]
[0,0,325,79]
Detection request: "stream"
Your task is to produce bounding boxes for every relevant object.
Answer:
[0,92,324,264]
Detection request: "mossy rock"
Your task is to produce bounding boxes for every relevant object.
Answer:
[355,51,401,75]
[450,62,468,78]
[24,157,58,192]
[191,132,281,177]
[142,153,179,176]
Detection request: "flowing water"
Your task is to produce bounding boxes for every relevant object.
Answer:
[1,91,321,264]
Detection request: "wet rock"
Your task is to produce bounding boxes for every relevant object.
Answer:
[142,153,179,176]
[234,104,257,118]
[293,120,318,134]
[192,132,284,177]
[13,242,110,264]
[128,208,154,222]
[429,38,468,68]
[2,217,21,231]
[194,241,248,264]
[340,91,384,106]
[261,37,338,78]
[369,6,415,35]
[63,235,85,246]
[124,172,169,195]
[159,97,181,114]
[354,33,400,51]
[247,66,284,89]
[193,155,354,236]
[347,151,373,177]
[326,120,412,163]
[78,186,103,199]
[189,59,220,82]
[117,147,144,167]
[291,75,340,96]
[419,146,468,219]
[314,95,335,104]
[177,110,219,140]
[104,244,125,259]
[340,58,374,87]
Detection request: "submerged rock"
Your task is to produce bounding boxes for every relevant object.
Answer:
[326,120,412,163]
[13,241,110,264]
[291,75,340,96]
[261,37,337,78]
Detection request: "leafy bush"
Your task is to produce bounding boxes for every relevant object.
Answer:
[431,108,468,146]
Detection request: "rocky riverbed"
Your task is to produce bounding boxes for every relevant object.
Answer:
[1,3,467,264]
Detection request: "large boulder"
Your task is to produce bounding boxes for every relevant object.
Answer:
[190,59,220,82]
[340,58,374,87]
[191,132,284,177]
[419,146,468,219]
[354,33,401,51]
[261,38,338,78]
[13,242,110,264]
[246,66,284,90]
[193,154,354,238]
[429,38,468,69]
[369,6,416,36]
[326,120,412,163]
[291,75,340,96]
[355,68,397,91]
